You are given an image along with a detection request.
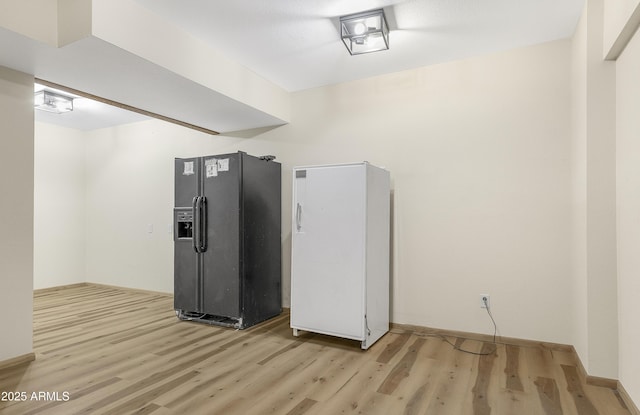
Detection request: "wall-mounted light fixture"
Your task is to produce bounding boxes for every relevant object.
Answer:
[34,90,74,113]
[340,9,389,55]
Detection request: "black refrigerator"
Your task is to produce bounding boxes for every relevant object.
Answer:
[173,151,281,329]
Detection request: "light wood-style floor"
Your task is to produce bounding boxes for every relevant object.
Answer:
[0,284,632,415]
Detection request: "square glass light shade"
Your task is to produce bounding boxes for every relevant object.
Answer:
[340,9,389,55]
[34,90,73,113]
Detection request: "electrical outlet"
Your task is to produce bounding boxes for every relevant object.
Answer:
[480,294,490,309]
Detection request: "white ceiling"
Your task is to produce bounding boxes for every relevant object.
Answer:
[133,0,585,92]
[6,1,586,132]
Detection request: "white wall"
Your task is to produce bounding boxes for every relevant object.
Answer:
[569,0,620,381]
[0,0,58,46]
[34,122,86,289]
[83,39,575,345]
[0,66,33,362]
[570,3,590,374]
[615,19,640,408]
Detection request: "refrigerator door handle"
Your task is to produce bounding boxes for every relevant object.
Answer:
[199,196,207,252]
[296,202,302,232]
[192,196,200,253]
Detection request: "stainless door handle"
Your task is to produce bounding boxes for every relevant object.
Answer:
[296,203,302,232]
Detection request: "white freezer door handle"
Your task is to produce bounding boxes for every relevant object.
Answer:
[296,203,302,232]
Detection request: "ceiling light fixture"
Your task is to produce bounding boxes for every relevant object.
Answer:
[34,90,74,113]
[340,9,389,55]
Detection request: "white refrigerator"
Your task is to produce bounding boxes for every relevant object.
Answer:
[290,162,390,349]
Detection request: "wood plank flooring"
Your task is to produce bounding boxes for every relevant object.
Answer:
[0,284,632,415]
